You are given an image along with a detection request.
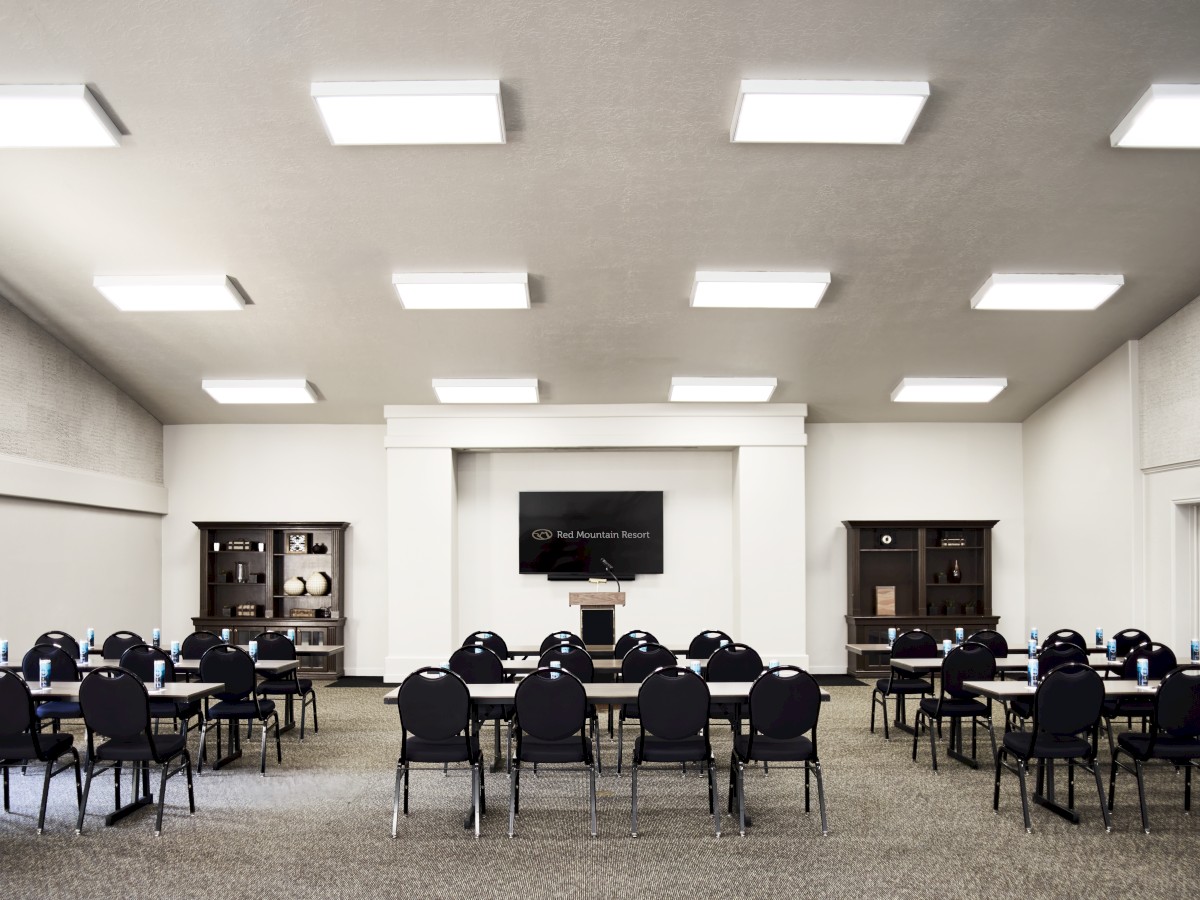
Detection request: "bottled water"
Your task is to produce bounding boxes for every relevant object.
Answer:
[1027,659,1038,686]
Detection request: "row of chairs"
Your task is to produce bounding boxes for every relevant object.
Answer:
[464,627,739,661]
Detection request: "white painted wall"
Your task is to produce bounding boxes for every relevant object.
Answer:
[162,425,387,675]
[1022,343,1142,640]
[805,423,1025,672]
[0,495,162,656]
[1142,465,1200,652]
[455,450,734,652]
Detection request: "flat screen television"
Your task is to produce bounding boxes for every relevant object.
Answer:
[519,491,663,575]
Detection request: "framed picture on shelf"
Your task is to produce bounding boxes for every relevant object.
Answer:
[875,585,896,616]
[286,532,310,554]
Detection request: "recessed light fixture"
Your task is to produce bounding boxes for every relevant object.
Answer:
[311,80,505,145]
[970,274,1124,311]
[890,377,1007,403]
[432,378,538,404]
[731,80,929,144]
[94,275,245,311]
[0,84,121,148]
[668,377,778,402]
[202,379,317,404]
[1111,85,1200,148]
[392,273,529,309]
[691,271,831,308]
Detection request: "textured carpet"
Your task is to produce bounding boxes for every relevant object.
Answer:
[1,685,1198,899]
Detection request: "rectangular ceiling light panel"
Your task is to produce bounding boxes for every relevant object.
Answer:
[432,378,538,404]
[970,274,1124,311]
[890,377,1007,403]
[1111,85,1200,148]
[202,379,317,404]
[0,85,120,148]
[668,377,777,402]
[732,80,929,144]
[392,273,529,309]
[691,271,831,308]
[94,275,245,311]
[311,81,505,145]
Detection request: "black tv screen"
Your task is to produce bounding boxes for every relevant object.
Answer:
[519,491,663,575]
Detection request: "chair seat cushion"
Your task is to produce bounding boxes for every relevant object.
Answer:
[518,734,589,764]
[0,730,73,761]
[149,698,200,720]
[94,733,187,762]
[919,697,988,718]
[875,678,932,695]
[257,679,313,695]
[1002,731,1090,760]
[207,698,275,720]
[35,700,82,719]
[635,734,709,763]
[733,733,815,762]
[1117,732,1200,761]
[474,703,512,722]
[404,734,479,764]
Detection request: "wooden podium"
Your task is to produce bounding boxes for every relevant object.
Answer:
[569,591,626,647]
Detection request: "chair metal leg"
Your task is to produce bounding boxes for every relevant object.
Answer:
[630,761,639,836]
[708,758,721,837]
[1091,759,1112,833]
[197,721,209,775]
[391,761,402,837]
[472,763,480,839]
[617,717,624,775]
[589,763,598,837]
[929,714,939,772]
[804,760,811,811]
[154,760,170,835]
[1135,759,1150,833]
[403,763,410,816]
[1017,760,1032,833]
[736,761,747,837]
[993,747,1004,812]
[2,766,8,811]
[37,755,54,833]
[814,759,829,836]
[183,749,194,815]
[76,759,95,834]
[508,762,518,838]
[259,718,268,775]
[870,689,878,734]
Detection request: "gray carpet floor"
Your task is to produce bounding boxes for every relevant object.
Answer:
[2,684,1198,899]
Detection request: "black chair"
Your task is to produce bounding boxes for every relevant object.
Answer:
[706,642,764,733]
[539,631,586,654]
[967,629,1009,658]
[101,631,144,660]
[448,644,513,771]
[630,667,719,838]
[462,630,509,660]
[0,670,81,833]
[35,631,80,662]
[870,629,936,740]
[1109,666,1200,833]
[993,663,1111,833]
[197,645,281,775]
[1041,629,1087,652]
[615,642,676,774]
[1114,628,1152,657]
[509,667,597,838]
[393,667,484,839]
[1008,642,1089,730]
[1101,642,1178,755]
[180,631,224,682]
[119,644,201,735]
[539,644,602,770]
[913,642,997,771]
[254,631,318,740]
[21,644,81,732]
[614,630,658,661]
[729,666,828,837]
[687,630,733,660]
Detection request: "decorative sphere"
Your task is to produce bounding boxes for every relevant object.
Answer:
[306,571,330,596]
[283,576,306,596]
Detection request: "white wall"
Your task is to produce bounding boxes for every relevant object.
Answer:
[1142,466,1200,651]
[455,450,733,650]
[162,425,387,675]
[1140,293,1200,470]
[1022,343,1142,639]
[805,423,1025,672]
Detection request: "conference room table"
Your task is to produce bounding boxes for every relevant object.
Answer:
[845,642,1112,656]
[505,645,688,659]
[500,656,719,676]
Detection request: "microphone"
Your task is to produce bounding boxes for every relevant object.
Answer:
[600,558,621,593]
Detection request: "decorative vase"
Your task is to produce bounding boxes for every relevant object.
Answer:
[283,576,306,596]
[306,571,330,596]
[235,562,248,584]
[948,559,962,584]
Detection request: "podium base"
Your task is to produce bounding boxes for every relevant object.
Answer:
[580,607,616,646]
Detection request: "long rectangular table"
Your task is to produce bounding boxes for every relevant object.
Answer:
[500,656,715,676]
[846,642,1112,656]
[384,680,831,706]
[890,656,1124,675]
[2,656,300,676]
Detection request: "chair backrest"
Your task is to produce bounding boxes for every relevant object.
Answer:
[79,667,152,741]
[638,667,710,740]
[687,630,733,659]
[1032,663,1104,739]
[1114,628,1152,657]
[1041,629,1086,651]
[254,631,297,661]
[891,629,937,660]
[941,642,997,698]
[198,644,257,699]
[966,629,1008,658]
[706,642,764,682]
[21,644,79,682]
[1038,642,1088,675]
[539,631,585,654]
[181,630,223,660]
[614,630,658,660]
[0,670,36,737]
[101,631,144,659]
[619,642,676,683]
[514,668,587,742]
[1155,666,1200,737]
[1121,641,1177,681]
[539,643,594,682]
[397,668,471,741]
[748,666,822,741]
[462,630,509,659]
[35,631,80,661]
[119,644,177,684]
[448,645,505,684]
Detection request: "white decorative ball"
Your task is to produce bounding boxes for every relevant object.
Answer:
[283,576,306,596]
[306,571,330,596]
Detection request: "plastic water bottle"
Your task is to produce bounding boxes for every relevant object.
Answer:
[1030,627,1038,643]
[720,639,730,648]
[954,627,964,645]
[286,628,296,644]
[942,639,952,657]
[549,660,561,668]
[38,659,51,689]
[220,628,231,643]
[153,659,166,691]
[769,659,780,670]
[86,628,95,649]
[1027,639,1037,658]
[79,642,89,664]
[0,640,7,664]
[690,662,702,676]
[887,627,896,647]
[1137,658,1149,687]
[170,640,181,663]
[248,640,258,662]
[152,628,161,649]
[1107,639,1117,661]
[1095,628,1104,647]
[1027,658,1038,687]
[1191,639,1199,662]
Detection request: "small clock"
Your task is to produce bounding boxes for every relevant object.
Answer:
[286,532,309,555]
[878,533,895,547]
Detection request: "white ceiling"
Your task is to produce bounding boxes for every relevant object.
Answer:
[1,1,1198,425]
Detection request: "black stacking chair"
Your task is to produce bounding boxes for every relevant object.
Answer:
[913,642,997,771]
[448,644,513,771]
[101,631,144,660]
[630,667,719,838]
[1008,642,1089,730]
[539,643,601,770]
[1114,628,1152,657]
[615,642,676,774]
[1109,666,1200,833]
[539,631,586,654]
[180,631,224,682]
[393,667,484,839]
[197,645,281,775]
[729,666,828,837]
[119,644,201,735]
[967,629,1009,658]
[870,629,936,740]
[509,667,597,838]
[1101,642,1178,755]
[76,667,195,835]
[253,631,318,740]
[35,631,80,661]
[687,630,733,660]
[614,630,657,660]
[0,670,81,833]
[993,663,1111,833]
[21,644,81,732]
[707,642,764,734]
[1041,629,1087,652]
[462,630,509,660]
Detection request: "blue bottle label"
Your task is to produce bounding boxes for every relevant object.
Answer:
[1137,659,1149,687]
[1027,660,1038,686]
[1192,640,1199,662]
[1095,628,1104,646]
[954,628,964,644]
[152,629,161,648]
[170,641,181,663]
[39,659,51,689]
[153,660,165,690]
[0,640,6,663]
[80,643,88,663]
[1027,640,1037,658]
[1107,639,1117,661]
